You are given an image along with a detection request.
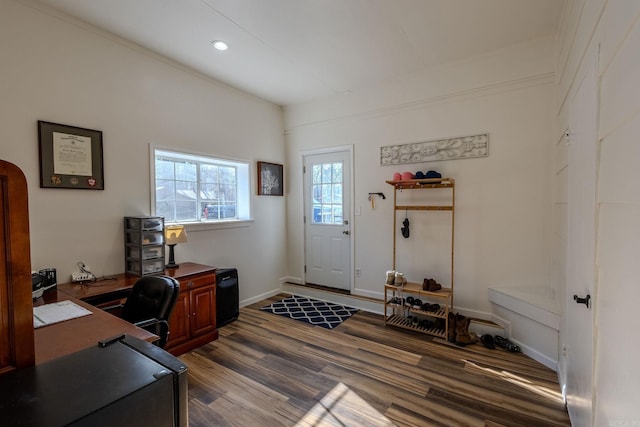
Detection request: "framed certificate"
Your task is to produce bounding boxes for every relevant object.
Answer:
[38,121,104,190]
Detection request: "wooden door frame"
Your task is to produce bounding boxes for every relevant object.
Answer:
[0,160,35,372]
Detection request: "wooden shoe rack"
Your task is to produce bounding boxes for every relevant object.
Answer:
[384,177,455,338]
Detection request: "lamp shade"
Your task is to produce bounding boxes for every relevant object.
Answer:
[165,225,187,245]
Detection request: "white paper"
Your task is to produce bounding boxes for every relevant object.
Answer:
[52,131,92,176]
[33,300,92,328]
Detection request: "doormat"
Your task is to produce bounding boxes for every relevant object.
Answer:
[260,295,358,329]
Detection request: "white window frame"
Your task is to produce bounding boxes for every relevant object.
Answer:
[150,145,253,230]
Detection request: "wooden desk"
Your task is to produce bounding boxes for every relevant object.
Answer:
[34,290,157,364]
[58,262,218,356]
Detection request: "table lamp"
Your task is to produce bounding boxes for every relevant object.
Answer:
[165,225,187,268]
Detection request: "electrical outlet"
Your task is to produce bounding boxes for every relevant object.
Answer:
[355,268,361,277]
[72,261,94,282]
[72,272,92,282]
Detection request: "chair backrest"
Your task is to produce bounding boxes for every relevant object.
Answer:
[121,275,179,347]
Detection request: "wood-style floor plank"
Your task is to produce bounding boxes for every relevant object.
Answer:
[181,294,570,426]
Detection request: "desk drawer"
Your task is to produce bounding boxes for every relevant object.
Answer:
[126,259,164,276]
[178,273,215,290]
[126,245,164,260]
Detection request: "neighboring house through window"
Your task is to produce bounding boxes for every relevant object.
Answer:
[152,148,251,224]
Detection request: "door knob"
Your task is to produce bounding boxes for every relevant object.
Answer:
[342,230,350,235]
[573,294,591,308]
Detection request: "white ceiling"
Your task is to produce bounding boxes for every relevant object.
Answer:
[36,0,565,106]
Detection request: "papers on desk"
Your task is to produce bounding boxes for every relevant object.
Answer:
[33,300,93,328]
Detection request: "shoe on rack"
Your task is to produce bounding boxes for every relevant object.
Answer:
[420,319,433,329]
[394,272,406,287]
[428,279,442,292]
[426,303,440,312]
[385,270,396,285]
[422,278,441,291]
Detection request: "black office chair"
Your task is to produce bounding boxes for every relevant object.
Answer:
[120,275,179,348]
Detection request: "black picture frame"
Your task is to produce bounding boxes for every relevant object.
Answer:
[257,161,283,196]
[38,121,104,190]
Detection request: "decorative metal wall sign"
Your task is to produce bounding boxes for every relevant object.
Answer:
[380,133,489,165]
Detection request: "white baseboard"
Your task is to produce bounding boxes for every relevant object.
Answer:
[512,337,558,371]
[240,288,283,308]
[351,288,384,300]
[453,307,493,321]
[489,313,512,336]
[488,286,560,371]
[280,278,386,302]
[488,286,560,330]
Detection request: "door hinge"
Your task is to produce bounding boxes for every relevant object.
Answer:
[303,165,306,174]
[304,265,307,273]
[303,216,306,224]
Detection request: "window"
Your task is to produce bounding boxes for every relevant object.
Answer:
[153,148,251,224]
[311,162,343,224]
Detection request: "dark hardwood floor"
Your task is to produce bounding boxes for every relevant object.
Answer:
[181,294,570,426]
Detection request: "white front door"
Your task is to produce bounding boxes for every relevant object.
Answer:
[565,56,597,426]
[303,150,351,291]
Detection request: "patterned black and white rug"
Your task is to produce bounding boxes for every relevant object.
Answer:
[260,295,359,329]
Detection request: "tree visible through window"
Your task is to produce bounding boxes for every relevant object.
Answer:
[154,149,250,223]
[312,162,343,224]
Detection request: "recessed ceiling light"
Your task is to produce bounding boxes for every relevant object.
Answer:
[211,40,228,51]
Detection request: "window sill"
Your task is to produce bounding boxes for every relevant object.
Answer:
[168,219,254,232]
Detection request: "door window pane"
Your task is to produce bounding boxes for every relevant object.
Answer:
[311,162,343,224]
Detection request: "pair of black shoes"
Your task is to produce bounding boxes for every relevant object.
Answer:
[406,315,420,327]
[420,303,440,312]
[406,296,422,307]
[388,297,401,305]
[480,335,521,352]
[407,315,434,329]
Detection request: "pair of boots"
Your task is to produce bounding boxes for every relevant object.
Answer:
[386,270,407,287]
[422,278,441,292]
[447,312,478,346]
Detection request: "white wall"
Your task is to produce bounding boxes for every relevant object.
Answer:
[0,0,286,304]
[554,0,640,424]
[284,38,556,315]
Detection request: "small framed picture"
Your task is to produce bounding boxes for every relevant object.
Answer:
[38,121,104,190]
[257,161,283,196]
